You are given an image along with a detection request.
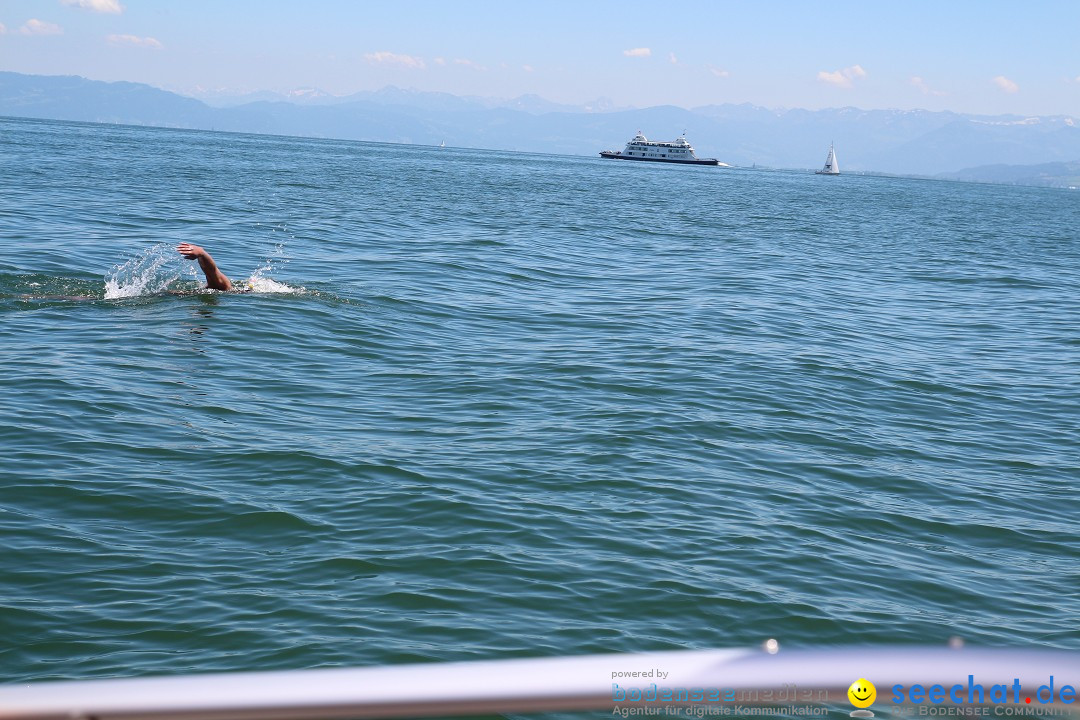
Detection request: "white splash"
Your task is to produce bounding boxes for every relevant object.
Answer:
[242,222,300,293]
[105,241,302,298]
[240,275,303,294]
[104,243,192,299]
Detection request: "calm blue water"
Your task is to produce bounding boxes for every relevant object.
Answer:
[1,116,1078,688]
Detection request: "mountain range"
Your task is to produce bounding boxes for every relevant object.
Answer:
[2,71,1079,183]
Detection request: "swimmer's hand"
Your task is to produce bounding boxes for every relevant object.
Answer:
[177,243,208,260]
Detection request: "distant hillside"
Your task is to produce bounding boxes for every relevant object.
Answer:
[938,160,1080,188]
[0,72,213,128]
[3,71,1080,178]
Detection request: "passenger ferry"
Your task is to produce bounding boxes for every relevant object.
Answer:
[600,132,722,166]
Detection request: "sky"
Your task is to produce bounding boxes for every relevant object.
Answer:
[2,0,1080,116]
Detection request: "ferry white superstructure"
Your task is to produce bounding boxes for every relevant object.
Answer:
[600,132,721,166]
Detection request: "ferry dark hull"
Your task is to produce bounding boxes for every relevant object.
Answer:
[599,151,720,166]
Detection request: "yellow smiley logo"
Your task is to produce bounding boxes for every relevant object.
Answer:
[848,678,876,708]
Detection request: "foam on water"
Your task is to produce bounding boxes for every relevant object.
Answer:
[247,223,301,293]
[241,274,303,294]
[103,243,190,299]
[244,229,302,293]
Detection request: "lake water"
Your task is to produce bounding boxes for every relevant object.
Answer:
[1,116,1078,692]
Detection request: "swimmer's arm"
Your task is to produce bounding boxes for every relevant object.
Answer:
[177,243,232,291]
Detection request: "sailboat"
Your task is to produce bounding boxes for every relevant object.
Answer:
[815,142,839,175]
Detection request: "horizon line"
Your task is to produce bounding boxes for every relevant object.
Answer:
[6,113,1078,192]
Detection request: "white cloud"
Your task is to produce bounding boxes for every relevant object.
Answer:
[61,0,123,13]
[623,47,651,58]
[992,75,1019,93]
[668,52,678,64]
[20,19,63,35]
[910,76,945,96]
[434,57,446,66]
[454,58,486,71]
[817,64,867,88]
[707,65,730,78]
[0,23,6,34]
[107,33,162,48]
[522,64,534,73]
[364,51,426,69]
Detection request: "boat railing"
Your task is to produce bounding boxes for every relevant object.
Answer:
[1,643,1077,720]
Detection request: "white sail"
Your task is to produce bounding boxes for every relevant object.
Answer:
[817,143,839,174]
[826,146,838,173]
